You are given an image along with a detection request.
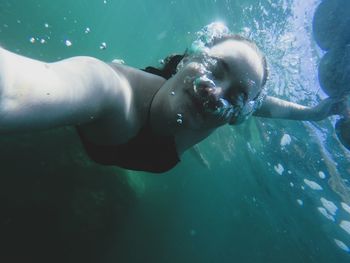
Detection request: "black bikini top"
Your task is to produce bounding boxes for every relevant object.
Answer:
[76,83,180,173]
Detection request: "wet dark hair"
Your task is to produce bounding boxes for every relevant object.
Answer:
[143,54,186,80]
[143,34,268,86]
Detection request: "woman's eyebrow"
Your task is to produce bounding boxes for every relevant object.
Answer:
[212,56,230,73]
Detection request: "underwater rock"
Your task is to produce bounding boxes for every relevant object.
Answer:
[313,0,350,50]
[335,118,350,150]
[318,47,350,97]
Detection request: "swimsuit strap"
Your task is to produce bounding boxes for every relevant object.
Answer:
[145,83,162,125]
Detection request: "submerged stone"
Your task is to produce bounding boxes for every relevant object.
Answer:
[335,118,350,150]
[318,47,350,97]
[313,0,350,50]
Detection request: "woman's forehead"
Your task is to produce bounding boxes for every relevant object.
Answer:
[207,39,264,79]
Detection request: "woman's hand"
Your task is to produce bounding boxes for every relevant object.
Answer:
[312,96,349,121]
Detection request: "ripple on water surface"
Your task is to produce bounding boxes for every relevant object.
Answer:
[318,207,335,222]
[341,202,350,215]
[320,197,338,216]
[334,239,350,253]
[304,179,323,191]
[340,221,350,236]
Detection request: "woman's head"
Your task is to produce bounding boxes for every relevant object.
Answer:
[146,23,268,127]
[175,23,268,126]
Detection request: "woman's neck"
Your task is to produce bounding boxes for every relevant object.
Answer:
[110,63,166,126]
[149,76,216,154]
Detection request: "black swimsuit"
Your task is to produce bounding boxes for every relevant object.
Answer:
[76,85,180,173]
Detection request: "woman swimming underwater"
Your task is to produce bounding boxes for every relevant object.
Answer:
[0,23,345,173]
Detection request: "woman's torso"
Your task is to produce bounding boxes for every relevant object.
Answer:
[76,63,214,172]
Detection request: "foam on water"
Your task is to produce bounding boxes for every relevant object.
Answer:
[304,179,323,191]
[320,197,338,216]
[334,239,350,253]
[318,207,335,221]
[65,40,72,47]
[340,221,350,235]
[189,22,230,55]
[341,202,350,215]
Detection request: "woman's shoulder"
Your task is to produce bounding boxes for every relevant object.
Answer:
[77,62,166,145]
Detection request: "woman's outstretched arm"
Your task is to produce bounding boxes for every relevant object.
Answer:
[253,95,346,121]
[0,47,127,133]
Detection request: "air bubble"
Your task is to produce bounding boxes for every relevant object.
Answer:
[65,40,72,47]
[176,113,183,125]
[99,42,107,50]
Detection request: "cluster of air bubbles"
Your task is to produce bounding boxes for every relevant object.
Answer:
[189,22,230,55]
[99,42,107,50]
[28,23,52,45]
[176,22,230,71]
[84,27,91,34]
[177,22,265,124]
[29,36,50,44]
[193,75,215,94]
[176,23,233,120]
[193,71,240,121]
[176,113,183,125]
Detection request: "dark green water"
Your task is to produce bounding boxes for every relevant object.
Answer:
[0,0,349,262]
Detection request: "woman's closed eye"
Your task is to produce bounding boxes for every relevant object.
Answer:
[211,60,226,79]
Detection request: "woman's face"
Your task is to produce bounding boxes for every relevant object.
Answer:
[175,39,265,127]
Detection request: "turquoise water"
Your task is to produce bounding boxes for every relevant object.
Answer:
[0,0,350,262]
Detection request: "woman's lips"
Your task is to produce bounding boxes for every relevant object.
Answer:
[193,76,222,106]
